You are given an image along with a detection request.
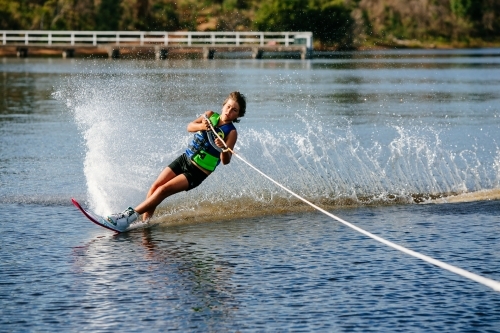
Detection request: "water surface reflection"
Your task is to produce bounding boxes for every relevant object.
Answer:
[72,228,238,330]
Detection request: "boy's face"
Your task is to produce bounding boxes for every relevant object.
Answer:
[221,98,240,122]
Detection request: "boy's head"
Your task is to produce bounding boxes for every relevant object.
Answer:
[223,91,246,123]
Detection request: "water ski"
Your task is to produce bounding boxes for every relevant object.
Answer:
[71,198,147,233]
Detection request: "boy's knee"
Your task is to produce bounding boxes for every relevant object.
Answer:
[158,183,174,197]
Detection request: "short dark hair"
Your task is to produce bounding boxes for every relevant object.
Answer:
[223,91,246,123]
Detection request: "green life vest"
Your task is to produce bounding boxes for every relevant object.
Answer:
[185,113,236,172]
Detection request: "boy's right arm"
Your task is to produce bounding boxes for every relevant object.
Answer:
[187,111,214,132]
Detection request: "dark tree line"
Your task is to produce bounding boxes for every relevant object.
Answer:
[1,0,499,48]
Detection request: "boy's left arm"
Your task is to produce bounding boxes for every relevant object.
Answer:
[217,130,237,165]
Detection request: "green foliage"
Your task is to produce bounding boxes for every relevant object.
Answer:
[0,0,499,46]
[254,0,353,47]
[222,0,235,11]
[450,0,471,18]
[357,0,500,45]
[0,0,21,29]
[254,0,309,31]
[96,0,122,30]
[314,1,353,45]
[149,1,179,31]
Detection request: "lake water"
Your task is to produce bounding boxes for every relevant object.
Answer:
[1,50,499,332]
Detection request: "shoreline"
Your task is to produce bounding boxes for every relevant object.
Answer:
[316,37,500,52]
[1,44,499,59]
[2,34,500,59]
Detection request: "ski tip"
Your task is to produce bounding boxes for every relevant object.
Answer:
[71,198,80,207]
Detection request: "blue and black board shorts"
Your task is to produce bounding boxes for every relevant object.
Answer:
[168,153,209,190]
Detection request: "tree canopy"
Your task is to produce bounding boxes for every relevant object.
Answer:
[1,0,499,48]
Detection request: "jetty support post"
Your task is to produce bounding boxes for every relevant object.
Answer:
[16,47,28,58]
[155,47,168,60]
[106,47,120,59]
[301,46,313,60]
[62,49,75,58]
[203,47,216,60]
[293,33,313,59]
[252,48,263,59]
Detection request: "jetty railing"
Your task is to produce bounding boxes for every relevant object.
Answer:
[0,30,313,49]
[1,30,313,59]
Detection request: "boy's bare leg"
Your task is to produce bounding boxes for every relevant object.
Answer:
[140,167,177,221]
[136,172,189,221]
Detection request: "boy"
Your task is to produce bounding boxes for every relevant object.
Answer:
[106,91,246,230]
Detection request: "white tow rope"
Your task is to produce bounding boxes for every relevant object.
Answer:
[205,115,500,292]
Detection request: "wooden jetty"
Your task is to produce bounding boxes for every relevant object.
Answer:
[0,30,313,59]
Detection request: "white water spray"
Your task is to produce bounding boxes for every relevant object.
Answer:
[54,60,500,215]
